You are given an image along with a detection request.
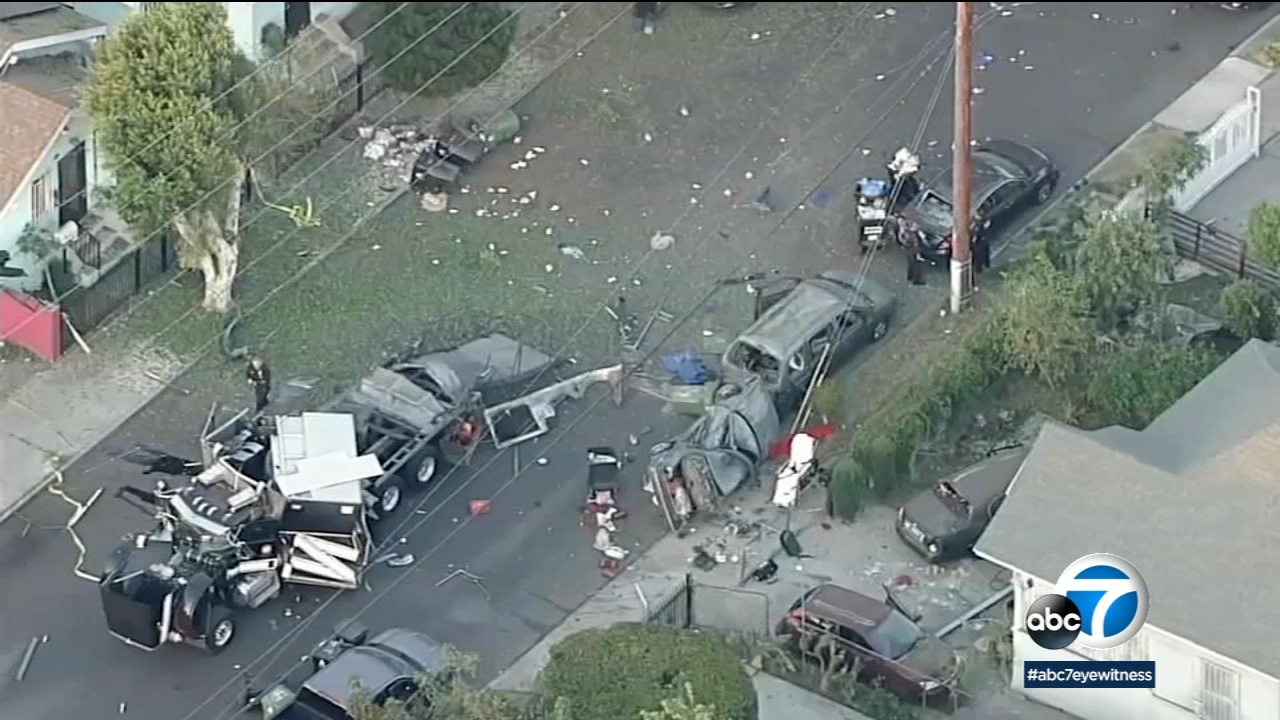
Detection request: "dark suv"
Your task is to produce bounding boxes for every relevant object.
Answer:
[777,584,955,705]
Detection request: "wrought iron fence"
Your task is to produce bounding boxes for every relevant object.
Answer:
[57,232,175,350]
[1160,208,1280,293]
[642,574,693,630]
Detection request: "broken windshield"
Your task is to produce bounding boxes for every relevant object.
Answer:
[866,609,924,660]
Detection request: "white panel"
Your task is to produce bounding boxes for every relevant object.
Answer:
[274,452,383,499]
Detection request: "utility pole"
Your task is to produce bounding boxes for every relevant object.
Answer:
[950,1,974,314]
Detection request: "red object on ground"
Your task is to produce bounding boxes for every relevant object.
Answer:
[598,557,622,578]
[1,291,62,361]
[768,422,838,461]
[469,499,491,515]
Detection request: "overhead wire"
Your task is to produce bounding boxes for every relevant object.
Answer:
[191,16,970,720]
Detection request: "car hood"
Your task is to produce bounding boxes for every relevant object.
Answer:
[901,492,968,538]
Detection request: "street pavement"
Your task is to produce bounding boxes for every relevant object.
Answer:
[0,4,1274,720]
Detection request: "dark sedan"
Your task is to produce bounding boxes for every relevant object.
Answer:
[896,139,1058,261]
[895,446,1028,563]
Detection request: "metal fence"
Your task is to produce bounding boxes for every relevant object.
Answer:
[641,576,771,639]
[1160,208,1280,293]
[57,232,175,349]
[643,574,693,630]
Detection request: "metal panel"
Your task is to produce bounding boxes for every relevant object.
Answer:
[1197,660,1239,720]
[274,452,381,501]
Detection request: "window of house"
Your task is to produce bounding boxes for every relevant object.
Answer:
[1198,659,1240,720]
[31,176,49,222]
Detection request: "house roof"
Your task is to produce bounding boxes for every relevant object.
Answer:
[975,339,1280,678]
[0,59,76,216]
[0,4,104,60]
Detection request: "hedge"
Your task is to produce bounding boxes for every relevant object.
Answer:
[540,624,757,720]
[829,315,1007,517]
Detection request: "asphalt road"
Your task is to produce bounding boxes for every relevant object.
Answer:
[0,4,1273,720]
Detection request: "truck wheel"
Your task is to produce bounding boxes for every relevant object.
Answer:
[377,477,405,514]
[408,445,450,489]
[204,607,236,653]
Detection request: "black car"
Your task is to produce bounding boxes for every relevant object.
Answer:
[895,446,1028,562]
[897,140,1058,262]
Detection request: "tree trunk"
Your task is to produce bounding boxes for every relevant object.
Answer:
[171,160,246,314]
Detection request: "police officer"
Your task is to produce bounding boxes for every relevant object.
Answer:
[246,355,272,413]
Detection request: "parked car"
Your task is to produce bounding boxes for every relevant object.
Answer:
[723,271,898,412]
[777,584,956,706]
[896,446,1028,563]
[256,621,447,719]
[896,139,1059,262]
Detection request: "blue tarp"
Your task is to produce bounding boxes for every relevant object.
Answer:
[661,351,709,385]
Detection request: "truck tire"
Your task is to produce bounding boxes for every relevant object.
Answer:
[377,476,405,515]
[203,606,236,653]
[407,445,447,489]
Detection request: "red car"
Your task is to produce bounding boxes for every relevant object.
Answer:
[777,584,957,705]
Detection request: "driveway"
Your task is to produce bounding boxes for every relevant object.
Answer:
[0,4,1272,720]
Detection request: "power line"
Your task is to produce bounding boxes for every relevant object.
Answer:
[193,21,963,720]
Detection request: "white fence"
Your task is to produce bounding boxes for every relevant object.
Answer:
[1172,85,1262,212]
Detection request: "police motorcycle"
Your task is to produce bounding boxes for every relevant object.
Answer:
[855,178,892,255]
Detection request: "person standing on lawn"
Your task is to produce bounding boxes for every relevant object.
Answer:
[246,355,272,413]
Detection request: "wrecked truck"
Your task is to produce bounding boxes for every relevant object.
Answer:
[645,378,779,531]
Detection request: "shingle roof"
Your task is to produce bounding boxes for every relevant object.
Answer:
[975,339,1280,678]
[0,80,71,214]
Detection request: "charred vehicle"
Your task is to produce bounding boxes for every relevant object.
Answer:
[723,271,897,413]
[99,335,558,654]
[646,378,779,531]
[101,409,386,653]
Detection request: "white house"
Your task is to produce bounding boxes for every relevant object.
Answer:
[975,339,1280,720]
[0,3,110,291]
[70,2,362,60]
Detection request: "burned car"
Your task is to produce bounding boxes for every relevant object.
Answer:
[646,378,779,530]
[897,139,1058,262]
[724,271,897,412]
[778,584,957,706]
[896,445,1027,563]
[256,621,447,720]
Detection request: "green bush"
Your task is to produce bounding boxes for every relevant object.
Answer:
[1219,279,1277,341]
[1248,202,1280,270]
[999,253,1091,389]
[540,624,757,720]
[367,2,515,97]
[1074,208,1166,329]
[830,318,1007,517]
[1086,341,1222,429]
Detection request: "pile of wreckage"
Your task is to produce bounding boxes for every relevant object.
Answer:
[94,333,630,654]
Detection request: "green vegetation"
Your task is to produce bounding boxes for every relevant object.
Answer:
[1248,202,1280,270]
[367,2,516,97]
[541,624,756,720]
[349,627,752,720]
[831,194,1229,517]
[1220,279,1277,341]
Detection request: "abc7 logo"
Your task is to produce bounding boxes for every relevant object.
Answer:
[1026,553,1149,651]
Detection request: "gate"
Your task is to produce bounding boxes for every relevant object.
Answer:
[1173,86,1261,212]
[58,232,174,352]
[643,574,693,629]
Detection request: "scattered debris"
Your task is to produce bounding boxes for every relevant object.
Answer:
[469,499,492,515]
[650,233,675,251]
[558,243,586,260]
[14,636,39,682]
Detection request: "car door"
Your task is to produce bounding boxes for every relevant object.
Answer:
[833,308,871,360]
[987,180,1029,227]
[751,277,800,320]
[780,342,817,410]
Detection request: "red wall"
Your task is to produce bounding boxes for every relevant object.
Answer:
[0,291,62,361]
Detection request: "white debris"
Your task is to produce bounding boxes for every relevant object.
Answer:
[545,264,554,273]
[972,87,985,95]
[679,106,690,117]
[559,244,586,260]
[527,190,538,199]
[692,182,703,190]
[532,146,546,154]
[545,227,554,236]
[536,457,549,465]
[513,136,523,144]
[744,171,754,180]
[602,209,611,216]
[644,132,653,143]
[496,187,509,194]
[511,161,528,170]
[524,150,538,161]
[358,126,375,139]
[432,259,441,265]
[689,197,699,205]
[549,204,561,212]
[723,188,733,197]
[363,142,387,161]
[650,233,675,251]
[884,7,897,16]
[750,32,761,40]
[518,197,531,205]
[580,158,591,166]
[1091,12,1101,20]
[606,276,618,284]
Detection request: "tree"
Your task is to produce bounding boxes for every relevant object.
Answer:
[1247,202,1280,269]
[84,3,249,313]
[999,253,1091,389]
[540,624,757,720]
[1074,207,1166,329]
[243,62,341,179]
[1219,279,1278,341]
[1142,134,1208,205]
[367,2,516,98]
[1086,341,1221,428]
